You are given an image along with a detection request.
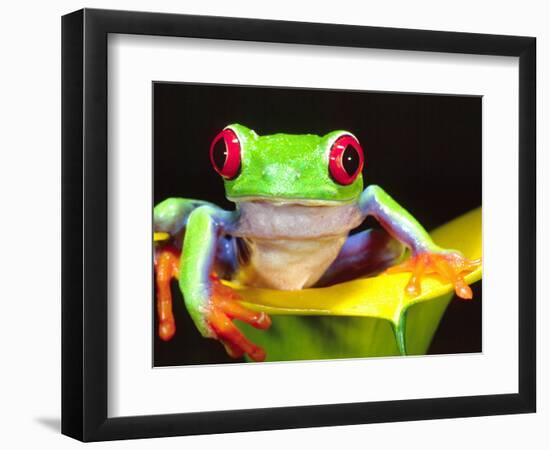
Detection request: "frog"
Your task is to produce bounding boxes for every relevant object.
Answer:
[153,124,481,361]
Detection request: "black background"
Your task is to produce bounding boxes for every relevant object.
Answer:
[153,82,482,366]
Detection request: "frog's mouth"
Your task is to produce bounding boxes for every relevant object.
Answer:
[228,196,354,207]
[231,198,364,240]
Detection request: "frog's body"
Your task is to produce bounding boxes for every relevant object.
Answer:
[154,124,480,361]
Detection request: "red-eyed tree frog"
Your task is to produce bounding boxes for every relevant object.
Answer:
[154,124,480,361]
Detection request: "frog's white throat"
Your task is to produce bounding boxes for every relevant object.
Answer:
[233,200,363,240]
[230,200,364,290]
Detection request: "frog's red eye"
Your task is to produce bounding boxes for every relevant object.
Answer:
[328,134,364,185]
[210,128,241,179]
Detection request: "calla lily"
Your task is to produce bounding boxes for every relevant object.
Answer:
[228,207,482,362]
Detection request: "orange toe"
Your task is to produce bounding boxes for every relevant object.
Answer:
[207,279,270,361]
[387,251,479,300]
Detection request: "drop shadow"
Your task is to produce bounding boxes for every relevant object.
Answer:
[35,417,61,433]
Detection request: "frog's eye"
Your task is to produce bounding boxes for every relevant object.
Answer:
[328,134,364,185]
[210,128,241,179]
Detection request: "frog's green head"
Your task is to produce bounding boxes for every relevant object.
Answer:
[209,124,364,204]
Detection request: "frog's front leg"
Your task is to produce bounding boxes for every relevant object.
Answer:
[359,185,481,299]
[181,205,271,361]
[154,197,213,341]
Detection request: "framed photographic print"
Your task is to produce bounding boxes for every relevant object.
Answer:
[61,8,536,441]
[152,82,482,367]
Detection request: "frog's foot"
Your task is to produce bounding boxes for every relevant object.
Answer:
[155,245,181,341]
[386,251,481,300]
[206,277,271,362]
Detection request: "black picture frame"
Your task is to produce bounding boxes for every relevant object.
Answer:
[61,8,536,442]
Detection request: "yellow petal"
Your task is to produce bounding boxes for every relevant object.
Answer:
[154,231,170,242]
